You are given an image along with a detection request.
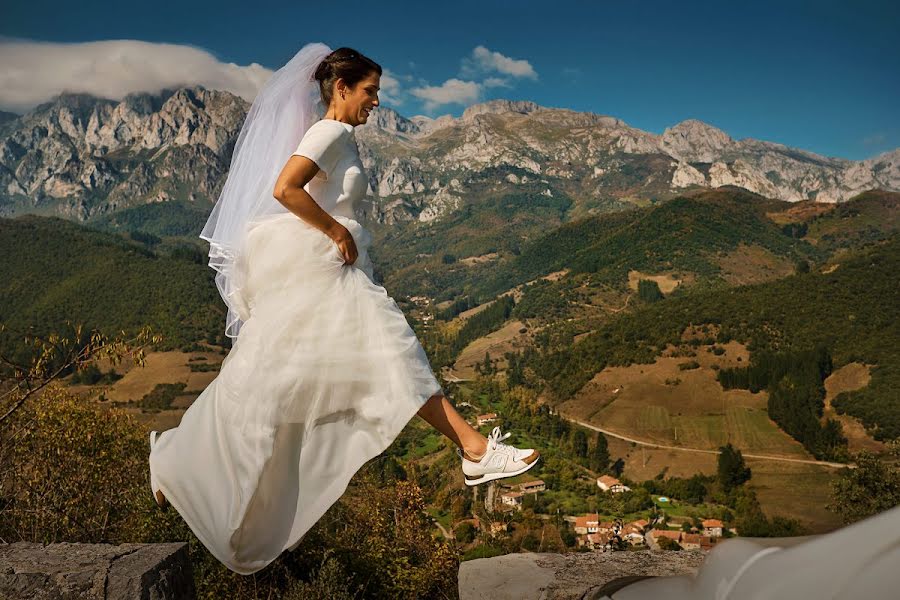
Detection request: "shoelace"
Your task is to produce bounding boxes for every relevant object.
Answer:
[459,426,521,462]
[487,426,517,456]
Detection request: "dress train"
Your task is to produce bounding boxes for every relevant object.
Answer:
[148,213,443,574]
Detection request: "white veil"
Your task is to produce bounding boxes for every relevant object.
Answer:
[200,42,333,340]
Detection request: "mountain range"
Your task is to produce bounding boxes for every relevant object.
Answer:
[1,86,897,228]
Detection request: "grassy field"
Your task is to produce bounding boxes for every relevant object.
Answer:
[605,436,843,533]
[765,200,834,226]
[627,270,684,294]
[823,362,884,454]
[554,338,854,531]
[444,319,530,380]
[560,340,811,458]
[64,348,225,431]
[715,243,795,286]
[749,460,843,532]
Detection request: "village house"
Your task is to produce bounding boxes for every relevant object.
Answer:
[574,513,600,535]
[681,533,716,552]
[648,529,683,546]
[702,518,724,537]
[584,531,613,550]
[598,521,616,533]
[517,479,546,494]
[596,475,631,493]
[574,514,620,537]
[622,522,646,546]
[477,412,498,426]
[500,491,523,509]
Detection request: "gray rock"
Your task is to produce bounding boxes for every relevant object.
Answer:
[0,542,194,599]
[458,550,705,600]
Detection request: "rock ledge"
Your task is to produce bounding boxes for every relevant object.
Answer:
[0,541,194,599]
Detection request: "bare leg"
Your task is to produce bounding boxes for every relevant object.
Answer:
[417,393,488,461]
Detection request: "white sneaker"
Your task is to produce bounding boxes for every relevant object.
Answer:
[458,426,540,486]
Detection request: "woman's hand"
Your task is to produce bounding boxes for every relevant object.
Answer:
[330,226,358,265]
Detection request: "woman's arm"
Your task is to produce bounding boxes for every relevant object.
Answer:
[273,156,346,241]
[272,157,357,262]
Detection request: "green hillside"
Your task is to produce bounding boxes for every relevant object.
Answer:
[86,199,214,238]
[368,185,576,298]
[804,190,900,252]
[528,235,900,440]
[0,215,226,358]
[474,188,820,300]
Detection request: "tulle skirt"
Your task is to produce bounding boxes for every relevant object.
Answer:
[148,213,443,574]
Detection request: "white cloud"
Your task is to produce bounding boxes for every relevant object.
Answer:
[461,45,538,80]
[0,38,540,120]
[409,78,482,112]
[0,37,273,113]
[407,45,538,113]
[482,77,513,89]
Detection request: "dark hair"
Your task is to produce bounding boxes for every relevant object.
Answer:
[314,47,382,108]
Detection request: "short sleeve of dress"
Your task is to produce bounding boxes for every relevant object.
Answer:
[292,122,345,181]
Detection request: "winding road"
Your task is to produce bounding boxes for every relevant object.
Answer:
[561,413,854,469]
[441,374,854,470]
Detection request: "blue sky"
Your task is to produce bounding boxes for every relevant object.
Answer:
[3,0,898,160]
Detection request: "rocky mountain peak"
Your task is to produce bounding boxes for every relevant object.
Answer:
[660,119,734,162]
[1,86,897,224]
[461,99,542,121]
[361,106,422,135]
[408,113,458,134]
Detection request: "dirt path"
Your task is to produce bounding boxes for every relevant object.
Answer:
[434,520,455,540]
[560,413,853,469]
[444,343,853,470]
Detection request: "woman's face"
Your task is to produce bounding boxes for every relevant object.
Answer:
[336,71,380,126]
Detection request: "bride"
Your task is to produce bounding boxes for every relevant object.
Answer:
[147,42,540,575]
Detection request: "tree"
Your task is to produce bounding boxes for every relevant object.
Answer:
[638,279,664,303]
[622,488,654,513]
[732,486,805,537]
[828,445,900,525]
[657,536,682,551]
[520,532,541,551]
[572,429,588,458]
[282,552,365,600]
[478,351,493,376]
[505,351,525,387]
[450,495,469,520]
[560,525,576,548]
[718,443,751,491]
[589,432,610,472]
[0,321,160,424]
[732,486,771,536]
[454,522,476,543]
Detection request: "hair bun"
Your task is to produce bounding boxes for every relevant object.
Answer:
[312,47,381,107]
[314,59,331,83]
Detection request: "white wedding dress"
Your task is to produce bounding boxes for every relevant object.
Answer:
[148,118,443,574]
